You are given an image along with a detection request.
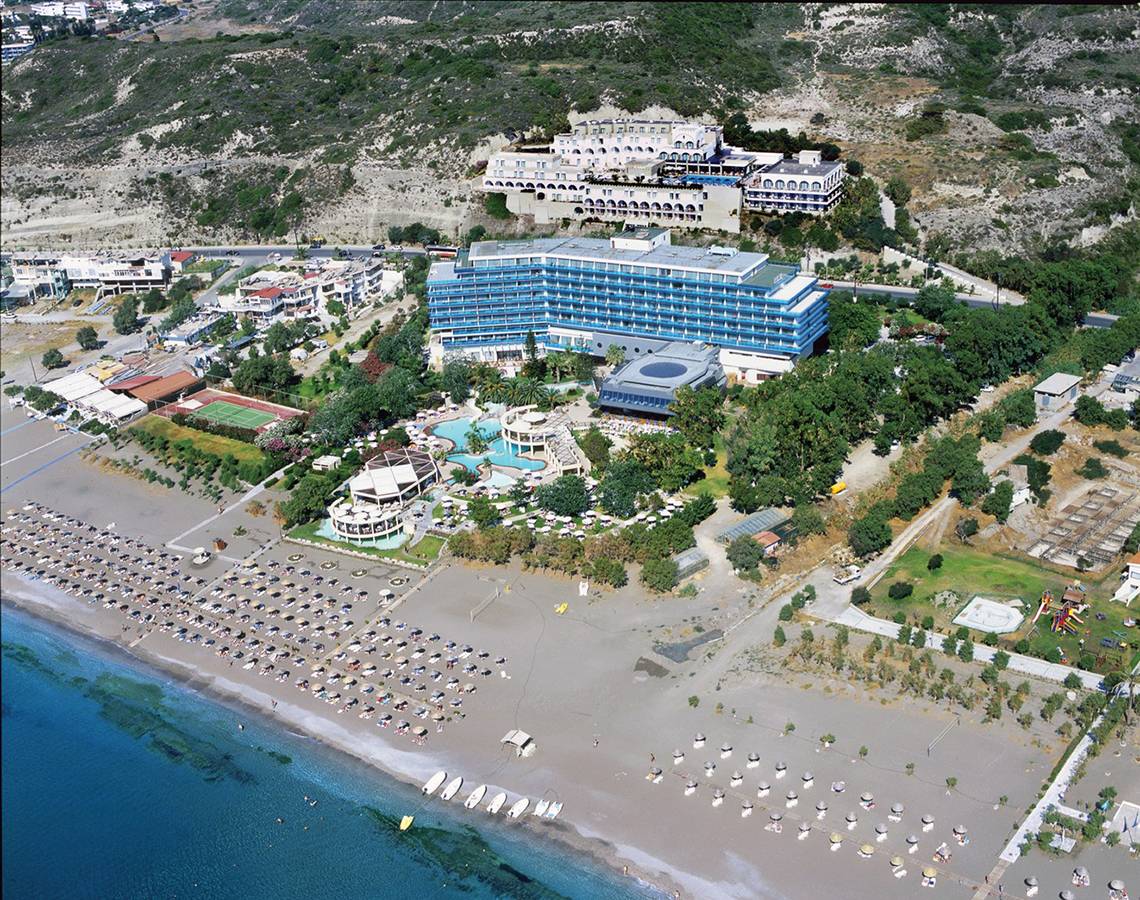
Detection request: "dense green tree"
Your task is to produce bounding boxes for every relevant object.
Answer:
[577,426,612,471]
[827,291,881,349]
[278,473,334,526]
[641,557,679,593]
[981,480,1014,522]
[913,281,960,322]
[41,348,66,369]
[884,175,912,206]
[605,344,625,367]
[848,510,893,557]
[625,431,704,493]
[727,536,765,572]
[75,325,99,350]
[374,367,421,420]
[668,385,726,450]
[468,496,501,529]
[113,296,140,334]
[536,474,590,517]
[232,352,297,398]
[597,459,655,518]
[440,359,472,403]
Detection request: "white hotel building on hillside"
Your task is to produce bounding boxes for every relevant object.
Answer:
[8,251,171,299]
[482,118,846,233]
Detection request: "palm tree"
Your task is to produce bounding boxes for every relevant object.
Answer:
[605,344,625,367]
[509,377,550,407]
[547,351,572,381]
[479,379,512,405]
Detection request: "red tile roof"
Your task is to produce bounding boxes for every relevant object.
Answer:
[170,251,195,263]
[252,287,285,299]
[129,370,203,403]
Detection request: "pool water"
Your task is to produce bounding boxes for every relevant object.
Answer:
[431,417,545,474]
[314,518,407,550]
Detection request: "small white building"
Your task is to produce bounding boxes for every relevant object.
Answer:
[311,454,342,472]
[1113,552,1140,606]
[1033,373,1081,411]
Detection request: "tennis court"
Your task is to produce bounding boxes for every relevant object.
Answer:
[191,400,278,429]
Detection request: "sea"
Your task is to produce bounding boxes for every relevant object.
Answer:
[1,605,662,900]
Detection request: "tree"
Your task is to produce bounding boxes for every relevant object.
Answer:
[827,291,881,349]
[957,640,974,663]
[467,496,501,529]
[791,503,826,536]
[992,650,1010,671]
[604,344,625,367]
[536,474,590,517]
[113,296,140,334]
[955,517,978,541]
[577,426,612,471]
[981,480,1014,522]
[848,511,893,557]
[440,359,472,403]
[1029,429,1066,455]
[41,348,66,369]
[374,367,421,420]
[888,581,913,599]
[75,326,99,350]
[669,386,726,450]
[278,473,333,526]
[232,353,296,397]
[927,553,943,571]
[141,287,166,313]
[597,459,654,518]
[726,536,765,572]
[845,159,864,177]
[851,586,871,606]
[641,557,679,593]
[999,389,1036,428]
[913,281,960,322]
[465,423,490,455]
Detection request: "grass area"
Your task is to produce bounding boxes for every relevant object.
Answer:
[871,545,1137,673]
[182,258,229,279]
[684,434,730,498]
[131,415,266,464]
[288,522,443,567]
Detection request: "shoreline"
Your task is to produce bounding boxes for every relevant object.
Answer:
[1,584,683,900]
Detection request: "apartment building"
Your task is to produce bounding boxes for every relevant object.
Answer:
[216,260,402,327]
[30,1,88,18]
[8,251,171,298]
[427,227,829,380]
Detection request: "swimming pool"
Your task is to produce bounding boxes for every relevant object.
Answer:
[682,174,741,186]
[314,518,407,550]
[431,417,546,474]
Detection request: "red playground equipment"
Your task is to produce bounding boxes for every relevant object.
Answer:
[1031,583,1088,635]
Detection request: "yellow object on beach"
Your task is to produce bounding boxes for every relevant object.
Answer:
[830,481,847,495]
[399,815,414,831]
[554,602,568,615]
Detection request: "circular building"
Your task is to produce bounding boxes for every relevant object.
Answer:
[598,341,725,417]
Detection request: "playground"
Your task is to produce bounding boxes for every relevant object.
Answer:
[869,545,1139,674]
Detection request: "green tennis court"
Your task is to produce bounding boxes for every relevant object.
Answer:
[191,400,277,429]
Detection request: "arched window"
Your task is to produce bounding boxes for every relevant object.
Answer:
[684,141,694,149]
[763,179,773,188]
[776,179,785,189]
[658,151,667,159]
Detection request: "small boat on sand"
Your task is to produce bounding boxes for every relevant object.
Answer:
[487,792,507,814]
[507,798,530,818]
[544,801,562,819]
[533,799,550,817]
[422,771,447,796]
[441,776,463,801]
[464,785,487,809]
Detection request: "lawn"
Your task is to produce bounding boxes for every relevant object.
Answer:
[871,545,1138,674]
[288,522,443,568]
[131,415,266,464]
[684,434,730,498]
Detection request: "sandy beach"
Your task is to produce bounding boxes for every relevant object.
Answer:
[3,408,1136,899]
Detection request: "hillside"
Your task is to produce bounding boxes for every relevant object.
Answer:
[1,2,1137,254]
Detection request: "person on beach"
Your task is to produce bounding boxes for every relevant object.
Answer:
[593,737,599,748]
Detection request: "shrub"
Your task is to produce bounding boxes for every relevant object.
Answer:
[1092,439,1128,458]
[641,558,679,593]
[888,581,913,600]
[773,625,786,647]
[1077,457,1108,479]
[927,553,943,571]
[851,586,871,606]
[727,536,765,572]
[778,604,793,621]
[848,511,893,557]
[41,348,66,369]
[981,480,1014,522]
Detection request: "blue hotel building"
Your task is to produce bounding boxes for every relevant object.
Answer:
[426,227,829,380]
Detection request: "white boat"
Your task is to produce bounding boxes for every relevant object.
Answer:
[440,776,463,801]
[464,784,487,810]
[507,798,530,818]
[422,771,447,796]
[544,801,562,819]
[487,792,507,814]
[533,799,550,817]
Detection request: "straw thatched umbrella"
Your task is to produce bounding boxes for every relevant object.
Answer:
[757,781,771,797]
[802,771,815,787]
[953,824,967,836]
[890,802,904,817]
[721,742,733,758]
[906,834,919,847]
[747,752,760,768]
[741,801,754,818]
[786,789,799,807]
[829,832,842,844]
[875,823,889,842]
[798,822,811,838]
[890,856,904,869]
[693,732,706,748]
[769,811,783,822]
[859,844,874,858]
[672,749,685,764]
[921,813,934,831]
[922,867,937,879]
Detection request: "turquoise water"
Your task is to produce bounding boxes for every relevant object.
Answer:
[314,517,407,549]
[1,605,660,900]
[432,417,545,474]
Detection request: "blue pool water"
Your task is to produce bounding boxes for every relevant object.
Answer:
[681,174,740,186]
[432,417,545,473]
[1,605,660,900]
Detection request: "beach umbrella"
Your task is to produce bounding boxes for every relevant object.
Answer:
[775,761,787,773]
[730,772,743,786]
[816,801,828,812]
[741,802,754,817]
[891,802,904,816]
[1073,866,1088,881]
[747,752,760,767]
[890,856,904,868]
[875,823,888,836]
[832,780,846,793]
[953,824,967,836]
[648,766,663,779]
[704,762,717,775]
[1109,881,1125,891]
[685,780,697,794]
[786,790,798,804]
[1060,891,1075,900]
[921,814,934,830]
[861,791,874,804]
[802,771,814,784]
[757,782,771,796]
[672,750,685,764]
[922,868,937,878]
[860,844,874,857]
[829,833,843,844]
[846,812,858,825]
[1024,877,1038,887]
[798,822,811,835]
[769,812,783,822]
[693,732,706,747]
[906,835,919,846]
[721,742,733,757]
